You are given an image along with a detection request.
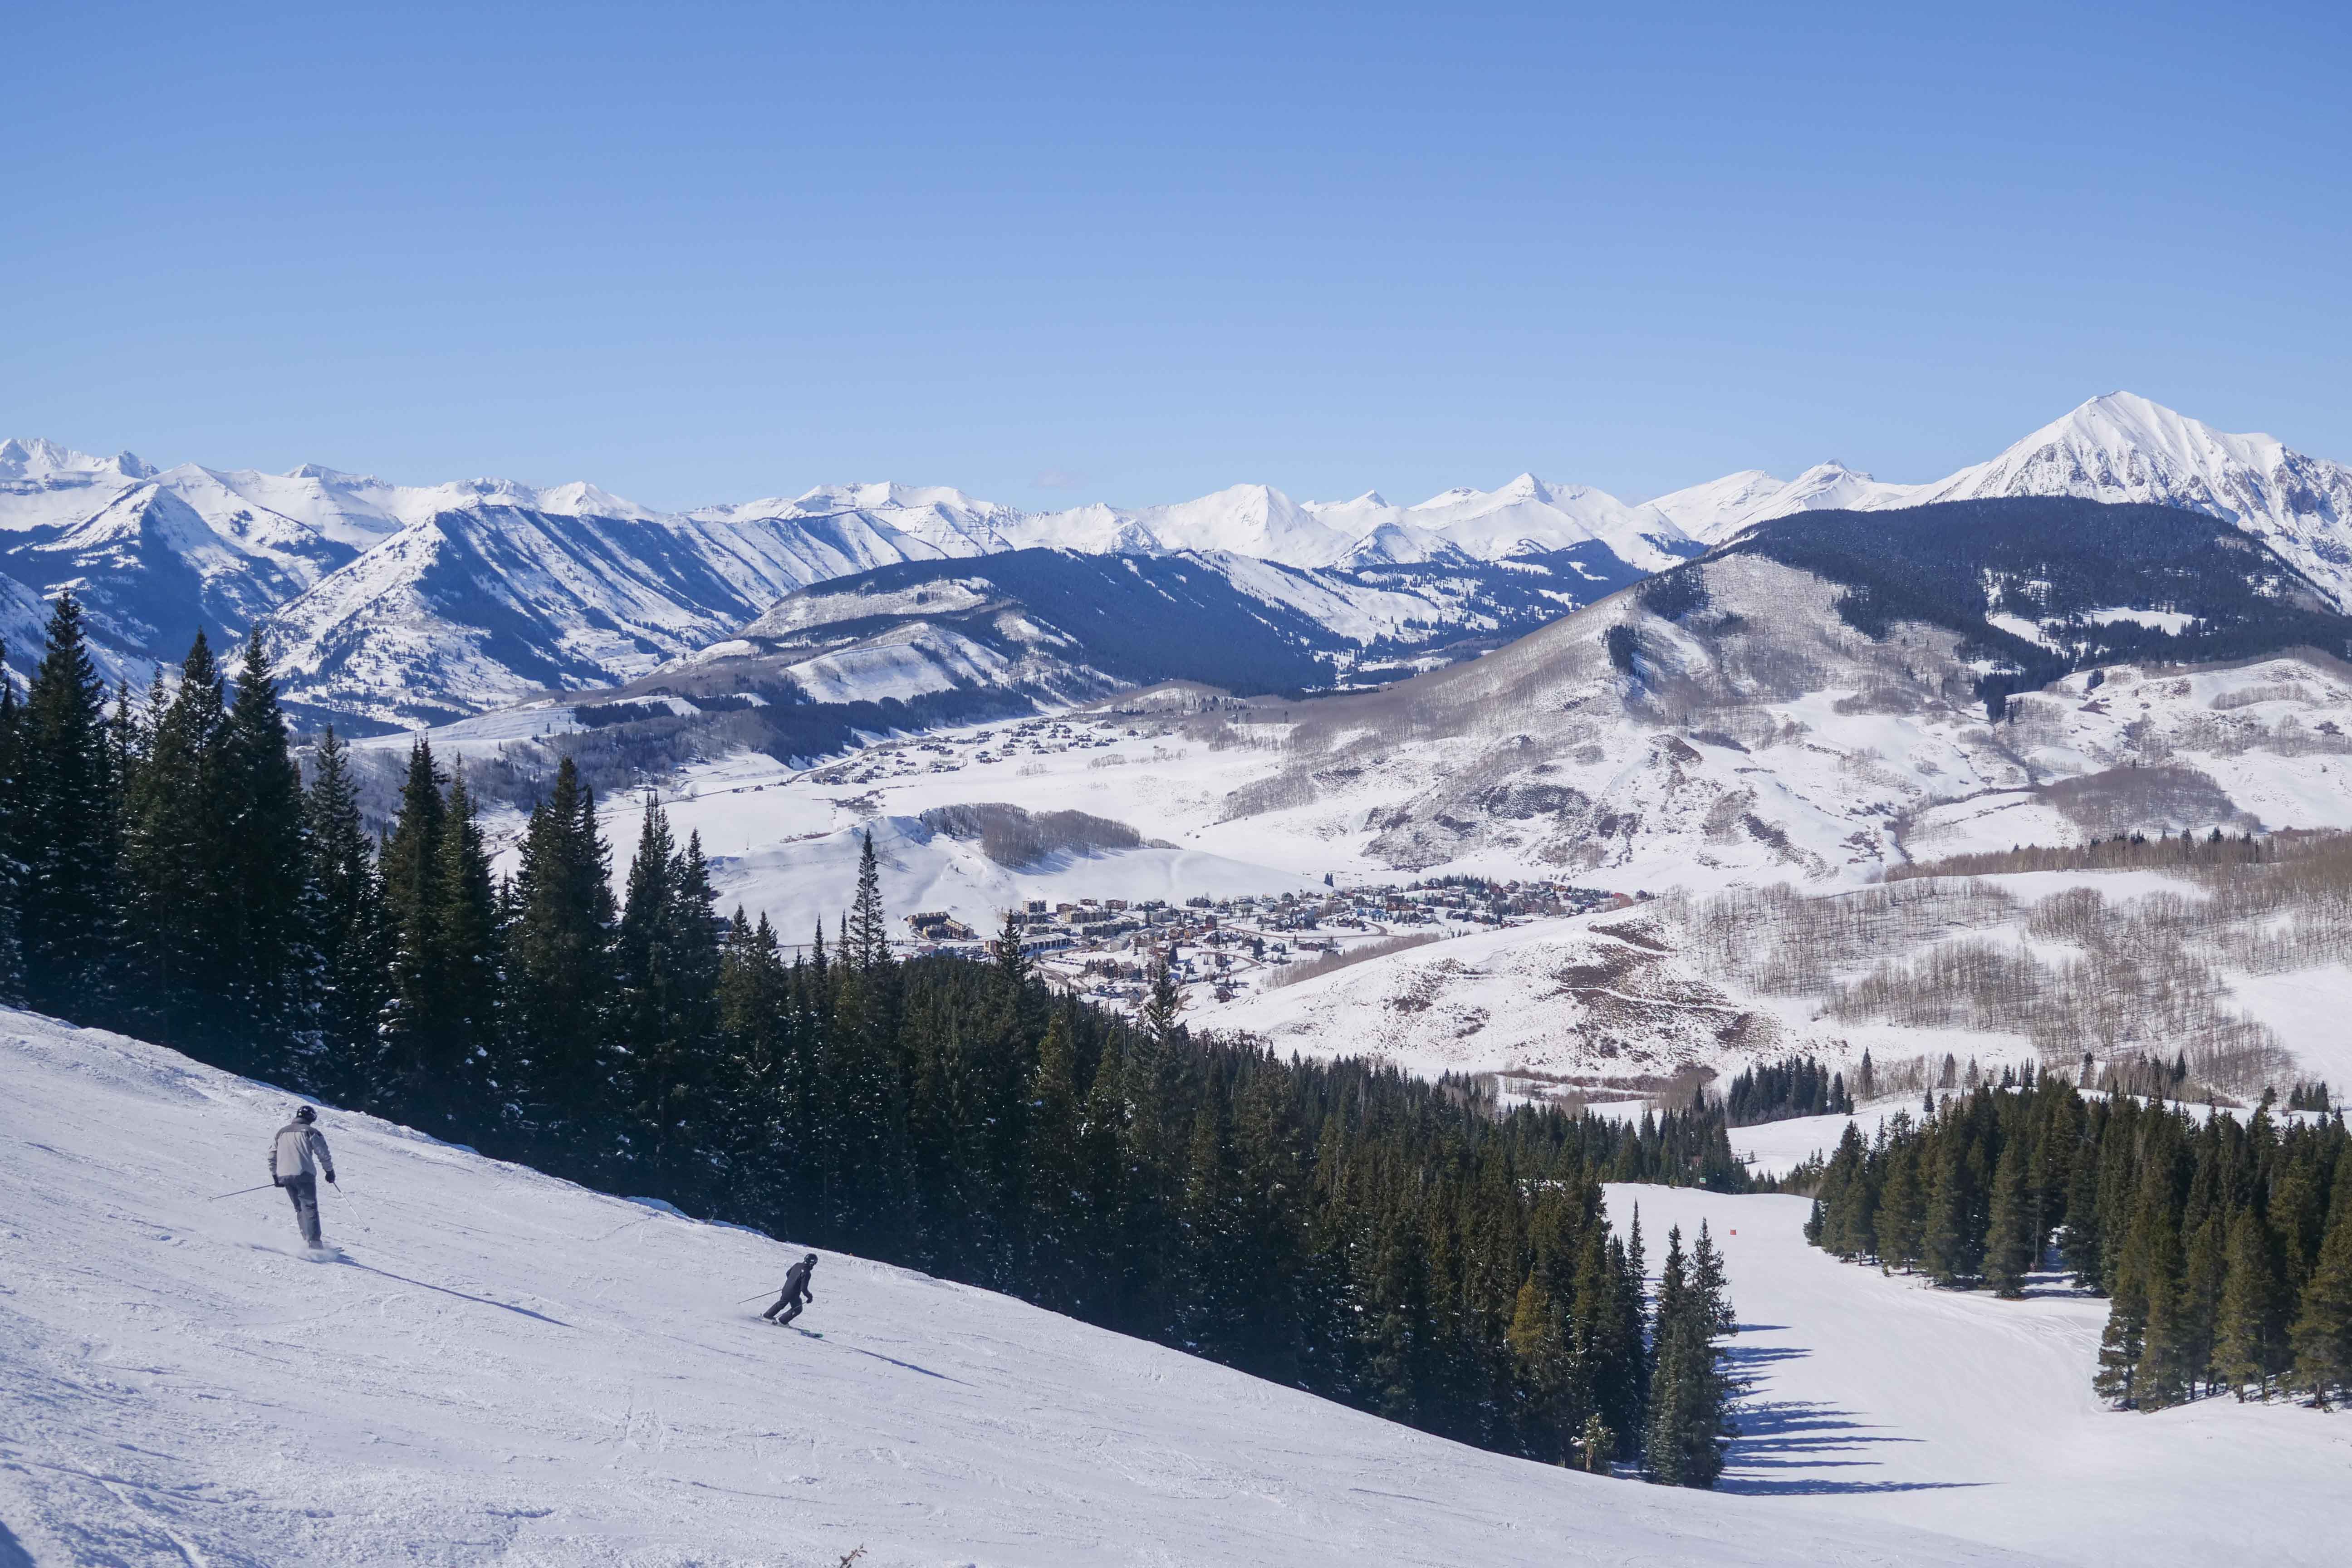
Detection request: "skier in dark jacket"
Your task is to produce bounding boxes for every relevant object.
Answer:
[763,1254,818,1325]
[270,1105,337,1250]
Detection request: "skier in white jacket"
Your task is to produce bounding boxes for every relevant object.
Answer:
[270,1106,338,1250]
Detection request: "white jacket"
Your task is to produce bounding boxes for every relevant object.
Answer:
[271,1123,335,1184]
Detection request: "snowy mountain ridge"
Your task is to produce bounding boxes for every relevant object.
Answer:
[10,393,2352,725]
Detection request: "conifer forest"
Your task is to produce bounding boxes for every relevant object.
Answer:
[1800,1068,2352,1409]
[0,596,1742,1482]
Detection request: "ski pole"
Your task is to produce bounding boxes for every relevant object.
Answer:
[208,1183,275,1201]
[735,1289,776,1303]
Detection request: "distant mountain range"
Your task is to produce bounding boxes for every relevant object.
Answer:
[5,393,2350,728]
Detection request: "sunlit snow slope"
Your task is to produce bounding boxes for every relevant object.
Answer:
[0,1010,2037,1568]
[1617,1184,2352,1568]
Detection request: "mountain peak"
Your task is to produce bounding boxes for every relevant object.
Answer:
[0,437,154,482]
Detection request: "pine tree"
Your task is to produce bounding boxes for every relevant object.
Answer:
[219,627,311,1074]
[2213,1207,2284,1399]
[1983,1130,2034,1298]
[1025,1012,1084,1310]
[0,647,25,1004]
[1179,1089,1247,1362]
[1141,952,1185,1046]
[18,595,120,1020]
[378,742,496,1132]
[119,631,232,1054]
[381,737,449,1093]
[427,768,501,1131]
[616,799,727,1190]
[1645,1225,1729,1488]
[990,908,1029,986]
[615,794,680,1061]
[849,828,887,967]
[503,756,616,1133]
[303,726,389,1107]
[1877,1125,1927,1272]
[2176,1214,2226,1398]
[2291,1193,2352,1408]
[1692,1221,1735,1337]
[1922,1111,1982,1285]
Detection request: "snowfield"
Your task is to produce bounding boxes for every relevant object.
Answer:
[1617,1184,2352,1568]
[9,1010,2349,1565]
[4,1009,2050,1568]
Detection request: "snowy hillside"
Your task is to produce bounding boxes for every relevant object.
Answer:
[599,497,2352,1097]
[0,1009,2073,1568]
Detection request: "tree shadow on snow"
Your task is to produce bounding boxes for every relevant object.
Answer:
[1717,1399,1983,1497]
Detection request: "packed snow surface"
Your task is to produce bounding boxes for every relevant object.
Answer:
[0,1010,2068,1568]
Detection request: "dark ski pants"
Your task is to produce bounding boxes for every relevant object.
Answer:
[280,1175,323,1250]
[764,1291,805,1325]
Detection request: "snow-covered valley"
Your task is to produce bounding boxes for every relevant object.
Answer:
[8,1009,2347,1568]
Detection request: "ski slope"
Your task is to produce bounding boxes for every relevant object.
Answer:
[1617,1184,2352,1568]
[8,1011,2347,1566]
[1,1009,2035,1568]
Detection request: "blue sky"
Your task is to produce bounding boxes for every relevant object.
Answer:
[5,0,2348,510]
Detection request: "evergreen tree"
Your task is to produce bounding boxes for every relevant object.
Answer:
[302,727,389,1107]
[1141,952,1185,1047]
[119,631,232,1054]
[1692,1220,1735,1336]
[848,828,888,967]
[17,594,118,1019]
[0,647,25,1004]
[1025,1011,1084,1310]
[2292,1193,2352,1407]
[990,908,1029,986]
[426,768,501,1131]
[1983,1129,2034,1298]
[381,737,449,1085]
[614,800,725,1193]
[615,794,680,1058]
[219,627,311,1073]
[378,742,497,1133]
[1922,1107,1984,1285]
[503,757,616,1134]
[2214,1206,2285,1399]
[2176,1214,2226,1398]
[1645,1225,1730,1488]
[1877,1121,1927,1272]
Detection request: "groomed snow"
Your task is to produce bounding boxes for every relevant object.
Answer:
[1614,1183,2352,1568]
[1,1010,2050,1568]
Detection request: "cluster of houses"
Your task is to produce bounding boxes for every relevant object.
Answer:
[897,877,1631,1007]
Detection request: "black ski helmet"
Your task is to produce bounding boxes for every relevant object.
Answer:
[294,1105,317,1123]
[805,1253,818,1264]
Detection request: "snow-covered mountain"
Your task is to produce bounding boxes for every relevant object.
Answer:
[1892,392,2352,608]
[1640,460,1905,546]
[1655,394,2352,589]
[11,392,2352,727]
